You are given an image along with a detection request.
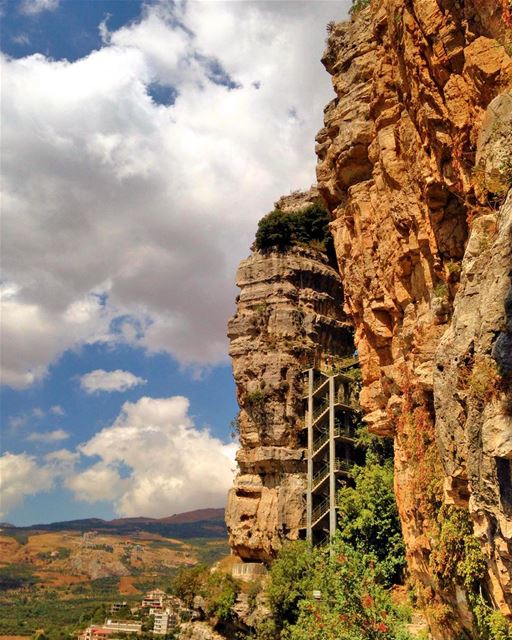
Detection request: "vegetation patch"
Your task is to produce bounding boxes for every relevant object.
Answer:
[430,505,512,639]
[254,204,332,255]
[0,565,37,592]
[350,0,371,16]
[245,389,269,431]
[258,540,412,639]
[337,455,406,587]
[463,355,503,407]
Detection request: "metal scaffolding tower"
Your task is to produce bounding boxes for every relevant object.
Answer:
[299,365,360,546]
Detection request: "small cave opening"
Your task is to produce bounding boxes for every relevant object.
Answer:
[496,457,512,514]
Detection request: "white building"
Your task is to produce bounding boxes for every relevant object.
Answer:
[142,589,166,610]
[153,611,173,635]
[103,620,142,634]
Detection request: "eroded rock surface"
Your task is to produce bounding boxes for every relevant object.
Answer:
[226,190,354,562]
[316,1,512,636]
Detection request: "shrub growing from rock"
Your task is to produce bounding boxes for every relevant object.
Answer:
[254,204,332,254]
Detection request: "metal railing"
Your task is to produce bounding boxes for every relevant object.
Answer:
[312,401,329,424]
[312,465,329,491]
[312,430,330,455]
[303,375,329,398]
[312,459,354,491]
[299,498,331,529]
[312,426,356,455]
[311,498,330,525]
[334,459,353,474]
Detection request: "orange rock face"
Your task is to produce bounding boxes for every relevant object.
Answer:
[316,1,512,636]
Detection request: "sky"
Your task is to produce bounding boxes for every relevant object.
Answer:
[0,0,350,526]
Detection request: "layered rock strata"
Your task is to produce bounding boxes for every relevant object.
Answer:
[316,1,512,636]
[226,190,354,562]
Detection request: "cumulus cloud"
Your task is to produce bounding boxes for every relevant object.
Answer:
[0,451,64,517]
[1,0,348,388]
[65,462,129,504]
[26,429,69,442]
[80,369,147,393]
[19,0,59,15]
[68,395,237,516]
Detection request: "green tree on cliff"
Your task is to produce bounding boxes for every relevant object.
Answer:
[254,204,332,254]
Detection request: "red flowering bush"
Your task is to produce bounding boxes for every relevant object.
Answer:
[260,540,412,640]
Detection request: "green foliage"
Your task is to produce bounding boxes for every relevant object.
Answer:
[471,598,512,640]
[171,564,208,606]
[355,425,394,466]
[247,580,263,612]
[37,547,71,561]
[254,204,332,255]
[466,356,502,407]
[429,505,512,638]
[337,458,406,586]
[90,544,114,553]
[261,540,412,640]
[487,610,512,639]
[141,614,155,632]
[0,590,139,640]
[201,572,239,622]
[266,541,317,629]
[6,531,30,545]
[90,576,120,594]
[0,564,37,591]
[246,390,268,406]
[230,413,241,440]
[350,0,370,16]
[255,210,293,252]
[433,282,448,298]
[445,260,462,277]
[245,389,269,430]
[499,156,512,187]
[430,505,485,590]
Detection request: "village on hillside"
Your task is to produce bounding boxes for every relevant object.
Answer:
[78,589,194,640]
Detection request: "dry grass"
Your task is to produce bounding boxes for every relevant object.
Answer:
[119,576,140,595]
[0,530,200,592]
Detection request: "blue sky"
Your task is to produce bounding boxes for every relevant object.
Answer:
[0,0,348,525]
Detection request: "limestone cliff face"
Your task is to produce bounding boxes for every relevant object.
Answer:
[226,190,354,562]
[316,1,512,636]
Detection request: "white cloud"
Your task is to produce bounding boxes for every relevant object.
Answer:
[65,462,129,503]
[68,395,237,516]
[26,429,69,442]
[7,415,28,430]
[1,0,349,388]
[32,407,44,418]
[80,369,147,393]
[50,405,65,416]
[19,0,59,15]
[0,452,55,517]
[0,449,77,517]
[12,34,30,45]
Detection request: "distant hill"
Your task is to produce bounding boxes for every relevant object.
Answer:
[1,508,226,539]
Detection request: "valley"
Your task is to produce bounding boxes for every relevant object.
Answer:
[0,510,228,639]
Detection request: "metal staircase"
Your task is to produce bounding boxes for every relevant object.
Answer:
[299,364,360,546]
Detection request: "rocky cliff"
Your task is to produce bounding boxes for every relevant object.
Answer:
[226,190,355,562]
[316,1,512,636]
